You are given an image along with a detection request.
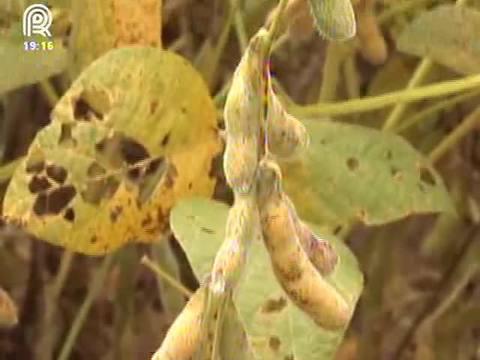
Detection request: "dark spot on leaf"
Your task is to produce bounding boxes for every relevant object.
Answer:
[269,336,281,351]
[87,162,107,178]
[150,100,158,114]
[333,225,342,235]
[33,185,76,216]
[145,157,165,176]
[28,175,52,193]
[181,106,187,114]
[347,157,359,171]
[358,209,368,221]
[419,166,436,186]
[188,182,193,190]
[127,167,142,182]
[110,206,123,223]
[141,215,153,227]
[161,133,170,147]
[164,164,178,189]
[391,167,403,181]
[261,297,287,313]
[284,355,294,360]
[46,164,67,184]
[200,227,214,234]
[90,236,97,244]
[26,159,45,174]
[120,137,149,164]
[63,208,75,222]
[320,139,327,145]
[385,150,393,160]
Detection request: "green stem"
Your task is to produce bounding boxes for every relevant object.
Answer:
[397,90,480,133]
[141,255,192,298]
[383,59,434,130]
[428,105,480,163]
[318,43,345,102]
[57,255,114,360]
[290,73,480,118]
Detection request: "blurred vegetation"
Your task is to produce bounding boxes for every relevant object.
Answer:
[0,0,479,359]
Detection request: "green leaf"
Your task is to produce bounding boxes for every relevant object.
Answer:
[171,198,363,360]
[3,47,221,255]
[397,5,480,75]
[0,24,67,95]
[280,119,455,230]
[308,0,356,41]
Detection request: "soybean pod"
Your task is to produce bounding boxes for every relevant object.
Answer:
[257,160,351,330]
[151,287,206,360]
[308,0,356,41]
[223,29,268,194]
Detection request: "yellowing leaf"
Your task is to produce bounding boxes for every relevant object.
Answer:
[70,0,162,75]
[397,5,480,75]
[3,47,221,255]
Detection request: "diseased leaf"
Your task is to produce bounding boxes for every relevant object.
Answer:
[171,198,363,360]
[281,119,455,230]
[0,24,67,95]
[397,5,480,75]
[308,0,356,41]
[3,47,221,255]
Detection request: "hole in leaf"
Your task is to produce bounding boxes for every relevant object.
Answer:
[346,157,359,171]
[73,88,110,121]
[81,176,120,205]
[145,157,165,176]
[87,162,107,178]
[110,206,123,223]
[120,137,150,164]
[391,167,403,181]
[58,123,76,146]
[26,156,45,174]
[46,164,67,184]
[28,175,52,193]
[64,208,75,222]
[269,336,281,351]
[33,185,76,216]
[419,166,436,186]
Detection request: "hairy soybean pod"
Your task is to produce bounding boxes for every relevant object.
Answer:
[308,0,356,41]
[355,0,387,65]
[257,160,351,330]
[223,29,268,194]
[210,195,259,293]
[266,83,310,159]
[152,287,206,360]
[285,196,338,276]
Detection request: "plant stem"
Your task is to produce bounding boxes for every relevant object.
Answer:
[397,90,480,133]
[290,73,480,118]
[383,59,434,130]
[265,0,289,54]
[57,255,114,360]
[428,105,480,163]
[318,43,345,102]
[38,80,59,108]
[141,255,192,298]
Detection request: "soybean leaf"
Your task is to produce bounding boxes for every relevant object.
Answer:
[281,119,454,230]
[70,0,161,76]
[171,198,363,360]
[397,5,480,75]
[0,24,67,95]
[308,0,356,41]
[3,47,222,255]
